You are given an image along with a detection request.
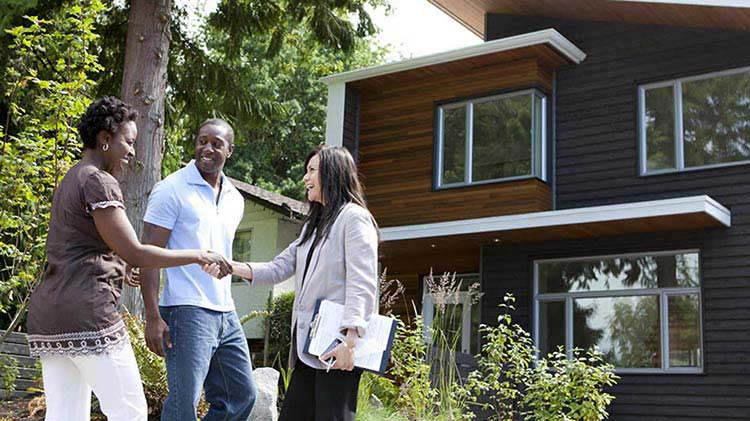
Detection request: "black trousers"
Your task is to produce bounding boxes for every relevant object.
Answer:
[279,359,363,421]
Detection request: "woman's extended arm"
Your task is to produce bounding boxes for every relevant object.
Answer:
[92,206,230,270]
[204,238,299,285]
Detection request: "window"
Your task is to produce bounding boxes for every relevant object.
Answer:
[422,273,481,355]
[232,229,252,282]
[640,67,750,174]
[534,251,703,373]
[436,89,546,187]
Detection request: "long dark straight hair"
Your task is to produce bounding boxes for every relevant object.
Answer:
[300,145,377,244]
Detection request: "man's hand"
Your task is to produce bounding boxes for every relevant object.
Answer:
[124,265,141,287]
[145,316,172,357]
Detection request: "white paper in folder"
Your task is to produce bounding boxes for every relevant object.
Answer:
[305,299,397,374]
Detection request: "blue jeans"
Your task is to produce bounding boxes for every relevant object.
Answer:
[159,306,256,421]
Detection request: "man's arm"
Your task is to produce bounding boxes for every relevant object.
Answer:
[141,221,173,357]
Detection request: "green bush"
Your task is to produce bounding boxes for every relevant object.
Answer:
[0,355,19,393]
[122,314,169,416]
[123,314,208,417]
[0,0,103,336]
[265,291,295,369]
[466,294,618,421]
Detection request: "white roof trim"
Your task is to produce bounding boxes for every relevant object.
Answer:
[381,195,730,242]
[612,0,750,8]
[320,29,586,86]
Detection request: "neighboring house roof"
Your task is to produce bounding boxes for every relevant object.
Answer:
[428,0,750,39]
[228,177,308,219]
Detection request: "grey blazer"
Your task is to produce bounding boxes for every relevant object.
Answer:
[249,203,379,369]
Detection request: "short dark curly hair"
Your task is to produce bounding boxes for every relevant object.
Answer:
[77,96,138,149]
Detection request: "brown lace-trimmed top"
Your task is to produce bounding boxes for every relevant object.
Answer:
[27,163,129,357]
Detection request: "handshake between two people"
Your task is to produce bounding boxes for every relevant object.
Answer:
[123,250,233,288]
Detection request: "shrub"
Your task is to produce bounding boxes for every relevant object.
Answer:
[0,0,103,337]
[466,294,618,421]
[389,315,438,419]
[122,313,208,417]
[122,314,168,416]
[0,355,19,393]
[524,348,617,421]
[264,290,295,369]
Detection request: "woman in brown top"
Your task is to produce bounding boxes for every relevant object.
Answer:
[26,97,231,421]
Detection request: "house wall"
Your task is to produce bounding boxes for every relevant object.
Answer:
[231,201,287,339]
[483,14,750,420]
[354,57,555,228]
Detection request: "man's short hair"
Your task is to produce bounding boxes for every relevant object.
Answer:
[198,118,235,144]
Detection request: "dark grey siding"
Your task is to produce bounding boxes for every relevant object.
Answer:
[482,15,750,420]
[343,86,360,163]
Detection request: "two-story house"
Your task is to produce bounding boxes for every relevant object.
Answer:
[322,1,750,419]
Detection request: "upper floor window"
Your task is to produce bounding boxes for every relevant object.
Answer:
[436,89,546,188]
[639,67,750,175]
[534,251,703,374]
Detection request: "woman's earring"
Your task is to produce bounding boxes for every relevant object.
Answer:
[102,144,109,152]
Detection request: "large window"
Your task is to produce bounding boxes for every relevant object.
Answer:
[640,67,750,174]
[534,251,703,373]
[436,89,546,188]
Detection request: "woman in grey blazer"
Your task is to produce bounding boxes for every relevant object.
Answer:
[204,145,379,420]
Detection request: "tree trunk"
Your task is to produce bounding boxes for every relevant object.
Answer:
[118,0,172,318]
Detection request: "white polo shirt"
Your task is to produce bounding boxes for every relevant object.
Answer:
[144,160,244,311]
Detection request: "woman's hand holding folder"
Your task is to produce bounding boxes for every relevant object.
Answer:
[320,328,359,371]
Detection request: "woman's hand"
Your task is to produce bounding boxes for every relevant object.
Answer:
[198,251,232,277]
[124,265,141,287]
[320,329,359,371]
[321,341,356,371]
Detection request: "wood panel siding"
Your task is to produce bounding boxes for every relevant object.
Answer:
[355,54,563,227]
[485,15,750,420]
[428,0,750,39]
[343,87,360,162]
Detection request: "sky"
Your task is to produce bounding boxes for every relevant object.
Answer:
[174,0,481,62]
[368,0,481,62]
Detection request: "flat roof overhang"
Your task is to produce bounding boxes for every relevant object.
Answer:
[427,0,750,39]
[380,195,730,265]
[320,28,585,87]
[322,29,584,147]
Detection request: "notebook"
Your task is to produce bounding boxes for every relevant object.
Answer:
[303,299,397,375]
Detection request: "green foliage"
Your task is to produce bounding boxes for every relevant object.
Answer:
[265,290,295,369]
[0,0,103,332]
[524,348,618,421]
[173,21,389,200]
[389,316,438,420]
[122,314,169,416]
[423,272,480,419]
[88,0,389,199]
[466,294,618,421]
[0,355,19,393]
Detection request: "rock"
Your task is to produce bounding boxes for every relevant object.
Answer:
[248,367,280,421]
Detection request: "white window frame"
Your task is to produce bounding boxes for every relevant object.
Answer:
[436,89,547,188]
[533,249,704,374]
[421,273,479,354]
[639,66,750,175]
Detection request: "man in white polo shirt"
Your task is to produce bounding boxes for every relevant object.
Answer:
[140,118,256,420]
